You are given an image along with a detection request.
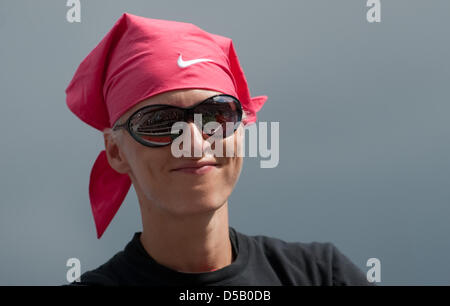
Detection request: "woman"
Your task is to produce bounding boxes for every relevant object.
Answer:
[65,12,373,286]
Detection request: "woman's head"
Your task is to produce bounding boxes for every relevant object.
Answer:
[66,13,267,237]
[103,88,246,217]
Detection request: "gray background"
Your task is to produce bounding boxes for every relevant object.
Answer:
[0,0,449,285]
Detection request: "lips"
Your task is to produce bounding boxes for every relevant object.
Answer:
[171,162,218,174]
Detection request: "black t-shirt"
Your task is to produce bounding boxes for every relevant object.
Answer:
[70,226,374,286]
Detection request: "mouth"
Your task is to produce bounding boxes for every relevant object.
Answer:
[171,162,219,175]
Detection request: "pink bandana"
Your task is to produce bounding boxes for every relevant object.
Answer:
[65,13,268,239]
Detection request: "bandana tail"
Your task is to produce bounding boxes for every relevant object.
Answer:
[89,150,132,239]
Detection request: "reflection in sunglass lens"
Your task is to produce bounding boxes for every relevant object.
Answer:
[130,108,184,145]
[194,102,239,137]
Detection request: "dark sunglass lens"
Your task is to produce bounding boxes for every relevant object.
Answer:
[194,97,241,137]
[130,107,184,146]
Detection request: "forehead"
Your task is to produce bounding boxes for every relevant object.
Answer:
[118,89,224,122]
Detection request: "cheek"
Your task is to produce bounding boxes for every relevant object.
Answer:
[218,129,244,185]
[126,145,171,198]
[221,157,242,191]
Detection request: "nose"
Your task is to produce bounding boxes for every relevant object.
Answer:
[187,121,212,157]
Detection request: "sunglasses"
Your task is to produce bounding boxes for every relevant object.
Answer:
[112,94,243,147]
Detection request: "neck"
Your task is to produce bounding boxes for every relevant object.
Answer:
[139,201,233,273]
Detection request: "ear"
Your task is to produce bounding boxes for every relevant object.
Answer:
[103,131,131,174]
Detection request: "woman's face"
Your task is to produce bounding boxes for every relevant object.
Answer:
[105,89,244,216]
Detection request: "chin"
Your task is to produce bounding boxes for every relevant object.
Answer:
[164,193,227,216]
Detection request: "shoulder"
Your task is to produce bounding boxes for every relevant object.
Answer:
[241,231,374,286]
[65,232,144,286]
[66,251,127,286]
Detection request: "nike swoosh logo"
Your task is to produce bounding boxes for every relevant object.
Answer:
[177,54,215,68]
